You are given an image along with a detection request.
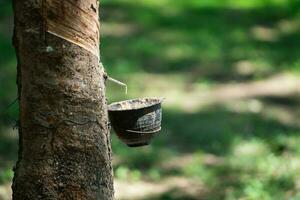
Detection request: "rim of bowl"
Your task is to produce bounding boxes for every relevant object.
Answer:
[108,97,164,111]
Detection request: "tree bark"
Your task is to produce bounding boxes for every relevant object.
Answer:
[12,0,114,199]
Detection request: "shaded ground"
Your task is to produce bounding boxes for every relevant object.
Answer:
[1,0,300,199]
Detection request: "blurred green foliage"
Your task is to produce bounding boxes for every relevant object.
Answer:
[1,0,300,199]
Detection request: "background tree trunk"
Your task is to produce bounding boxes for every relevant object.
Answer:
[12,0,114,199]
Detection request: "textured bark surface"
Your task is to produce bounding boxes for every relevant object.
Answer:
[12,0,114,199]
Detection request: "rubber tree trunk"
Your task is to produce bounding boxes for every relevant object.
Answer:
[12,0,114,199]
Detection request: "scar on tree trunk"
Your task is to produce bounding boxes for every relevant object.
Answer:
[12,0,114,199]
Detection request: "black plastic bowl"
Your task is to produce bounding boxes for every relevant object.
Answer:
[108,98,163,147]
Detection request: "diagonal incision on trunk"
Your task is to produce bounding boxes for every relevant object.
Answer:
[44,0,100,58]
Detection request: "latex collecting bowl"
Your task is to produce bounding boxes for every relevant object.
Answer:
[108,98,163,147]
